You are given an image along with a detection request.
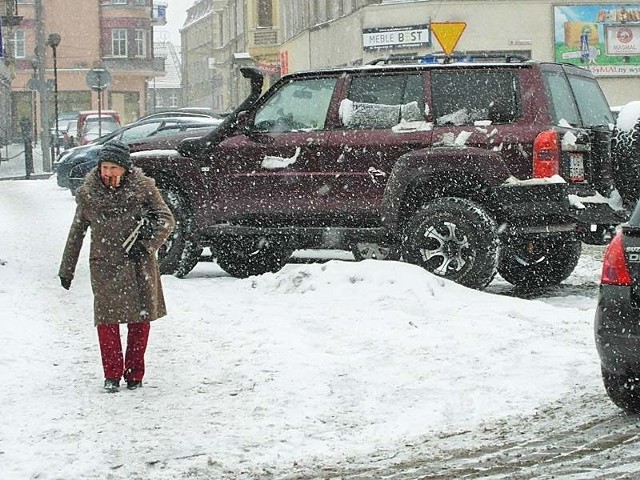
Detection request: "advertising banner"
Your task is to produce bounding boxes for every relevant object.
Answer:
[554,5,640,76]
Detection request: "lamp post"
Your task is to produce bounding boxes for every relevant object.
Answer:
[30,58,38,144]
[47,33,61,158]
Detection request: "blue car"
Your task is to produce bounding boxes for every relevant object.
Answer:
[67,123,217,194]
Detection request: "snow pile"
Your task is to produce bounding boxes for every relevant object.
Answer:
[339,99,423,130]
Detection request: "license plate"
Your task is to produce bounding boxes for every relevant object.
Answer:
[568,153,584,181]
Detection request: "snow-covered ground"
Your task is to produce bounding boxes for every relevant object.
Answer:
[0,178,622,479]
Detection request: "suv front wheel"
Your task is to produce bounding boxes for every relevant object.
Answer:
[158,189,203,278]
[402,197,499,289]
[216,236,294,278]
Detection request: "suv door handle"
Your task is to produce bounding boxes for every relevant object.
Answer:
[246,129,274,144]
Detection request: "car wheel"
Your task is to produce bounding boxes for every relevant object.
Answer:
[612,121,640,207]
[216,236,293,278]
[351,242,401,261]
[601,367,640,414]
[157,188,202,278]
[498,235,581,289]
[402,197,499,289]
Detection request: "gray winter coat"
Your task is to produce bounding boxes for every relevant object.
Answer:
[59,167,175,325]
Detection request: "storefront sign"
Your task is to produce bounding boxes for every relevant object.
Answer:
[362,25,430,51]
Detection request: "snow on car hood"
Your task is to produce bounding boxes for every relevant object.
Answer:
[131,149,181,158]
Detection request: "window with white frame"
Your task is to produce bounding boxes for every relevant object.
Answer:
[13,29,25,58]
[169,91,178,107]
[112,29,128,57]
[134,29,147,57]
[111,0,128,4]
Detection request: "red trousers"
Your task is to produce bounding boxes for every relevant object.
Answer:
[97,322,150,382]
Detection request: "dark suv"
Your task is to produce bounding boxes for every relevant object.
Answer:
[133,58,627,289]
[595,198,640,413]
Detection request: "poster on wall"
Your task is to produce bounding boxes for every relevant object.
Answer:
[554,5,640,76]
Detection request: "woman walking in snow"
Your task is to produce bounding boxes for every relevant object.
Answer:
[58,140,174,393]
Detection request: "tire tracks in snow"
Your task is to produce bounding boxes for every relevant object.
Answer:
[288,392,640,480]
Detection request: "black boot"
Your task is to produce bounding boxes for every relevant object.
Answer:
[104,379,120,393]
[126,380,142,390]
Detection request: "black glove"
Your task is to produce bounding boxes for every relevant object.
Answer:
[60,277,72,290]
[126,242,148,261]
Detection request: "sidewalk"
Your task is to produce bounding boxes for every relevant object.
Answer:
[0,142,52,180]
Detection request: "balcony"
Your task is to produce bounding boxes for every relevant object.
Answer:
[2,0,20,26]
[152,1,167,26]
[102,56,165,74]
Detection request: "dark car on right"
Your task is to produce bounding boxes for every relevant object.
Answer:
[595,199,640,413]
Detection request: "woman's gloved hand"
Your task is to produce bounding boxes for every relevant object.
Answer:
[126,242,147,261]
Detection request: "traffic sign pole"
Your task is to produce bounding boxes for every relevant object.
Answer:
[85,68,111,139]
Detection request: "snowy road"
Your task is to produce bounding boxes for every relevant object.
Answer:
[292,246,640,480]
[302,392,639,479]
[3,179,638,480]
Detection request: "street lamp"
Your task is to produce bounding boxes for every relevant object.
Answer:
[29,58,39,144]
[46,33,61,157]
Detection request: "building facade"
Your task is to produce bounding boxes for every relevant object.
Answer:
[181,0,281,112]
[278,0,640,106]
[10,0,165,144]
[147,40,182,112]
[180,0,640,110]
[0,0,21,144]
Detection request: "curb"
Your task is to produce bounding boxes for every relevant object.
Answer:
[0,173,53,181]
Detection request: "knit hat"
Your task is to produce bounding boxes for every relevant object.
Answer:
[98,140,132,171]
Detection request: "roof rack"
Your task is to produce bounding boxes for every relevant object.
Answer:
[368,52,530,65]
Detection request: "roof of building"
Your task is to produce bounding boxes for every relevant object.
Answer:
[184,0,214,29]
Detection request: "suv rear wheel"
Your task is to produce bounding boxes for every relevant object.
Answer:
[158,189,203,278]
[498,234,581,289]
[402,197,499,289]
[216,236,293,278]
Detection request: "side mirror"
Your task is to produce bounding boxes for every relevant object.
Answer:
[237,111,265,141]
[178,136,206,158]
[236,111,249,130]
